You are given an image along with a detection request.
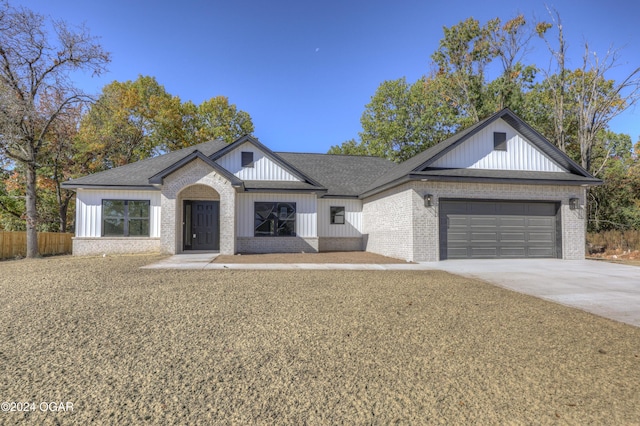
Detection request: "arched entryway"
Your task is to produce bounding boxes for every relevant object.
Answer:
[178,184,221,251]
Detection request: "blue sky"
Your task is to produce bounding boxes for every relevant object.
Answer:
[14,0,640,153]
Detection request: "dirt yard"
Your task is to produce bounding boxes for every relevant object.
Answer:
[1,254,639,424]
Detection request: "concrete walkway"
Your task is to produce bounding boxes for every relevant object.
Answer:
[142,254,640,327]
[141,253,431,270]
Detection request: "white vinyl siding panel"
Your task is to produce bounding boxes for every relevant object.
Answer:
[215,142,300,181]
[317,198,363,237]
[75,189,161,238]
[236,193,317,237]
[431,119,565,172]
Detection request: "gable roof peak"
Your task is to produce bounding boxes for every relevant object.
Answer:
[360,108,601,197]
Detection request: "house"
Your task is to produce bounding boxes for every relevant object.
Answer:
[62,108,602,261]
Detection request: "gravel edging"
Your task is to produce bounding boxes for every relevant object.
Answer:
[1,254,639,424]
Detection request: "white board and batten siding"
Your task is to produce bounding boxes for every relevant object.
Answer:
[215,142,300,181]
[75,189,161,238]
[317,198,363,237]
[236,193,317,238]
[431,118,565,172]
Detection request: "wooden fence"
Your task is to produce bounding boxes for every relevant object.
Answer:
[0,231,73,259]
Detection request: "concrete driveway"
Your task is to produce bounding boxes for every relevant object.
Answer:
[431,259,640,327]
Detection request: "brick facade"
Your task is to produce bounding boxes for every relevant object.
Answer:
[161,158,236,255]
[318,237,363,252]
[361,185,416,261]
[363,181,586,262]
[237,237,319,253]
[72,237,160,255]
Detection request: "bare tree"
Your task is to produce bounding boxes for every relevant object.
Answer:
[574,44,640,172]
[0,2,109,257]
[536,7,568,152]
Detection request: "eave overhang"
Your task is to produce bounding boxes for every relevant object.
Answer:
[407,173,604,186]
[60,184,159,191]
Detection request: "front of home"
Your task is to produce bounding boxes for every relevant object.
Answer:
[63,109,602,261]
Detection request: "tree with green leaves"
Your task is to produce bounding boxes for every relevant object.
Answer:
[79,77,255,170]
[192,96,254,145]
[329,76,459,162]
[77,76,182,169]
[588,132,640,231]
[333,14,539,163]
[0,1,110,257]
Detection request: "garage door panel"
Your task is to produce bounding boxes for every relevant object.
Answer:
[470,217,498,226]
[440,201,559,260]
[448,232,469,242]
[528,247,555,257]
[499,247,526,257]
[500,217,526,227]
[528,217,555,227]
[448,247,470,258]
[500,232,526,241]
[470,232,498,242]
[448,216,469,226]
[470,247,499,257]
[528,232,554,242]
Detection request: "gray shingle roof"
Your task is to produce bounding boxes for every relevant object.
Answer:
[62,109,601,197]
[62,139,229,188]
[276,152,396,196]
[61,138,392,196]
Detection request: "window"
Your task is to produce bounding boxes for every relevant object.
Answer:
[494,132,507,151]
[102,200,150,237]
[241,151,254,167]
[330,206,345,224]
[254,202,296,236]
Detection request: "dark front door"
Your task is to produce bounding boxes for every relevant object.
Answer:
[184,201,219,251]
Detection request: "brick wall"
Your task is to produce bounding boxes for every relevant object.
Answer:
[318,237,363,252]
[73,237,160,255]
[161,159,236,255]
[237,237,319,253]
[362,185,415,261]
[363,181,587,262]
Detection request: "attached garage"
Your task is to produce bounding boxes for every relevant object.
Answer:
[439,200,561,260]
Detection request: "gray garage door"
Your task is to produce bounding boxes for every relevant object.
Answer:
[439,200,560,260]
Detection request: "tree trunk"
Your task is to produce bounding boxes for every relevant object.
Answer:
[25,162,39,258]
[58,193,71,233]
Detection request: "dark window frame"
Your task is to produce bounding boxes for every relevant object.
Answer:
[254,202,296,237]
[493,132,507,151]
[241,151,254,168]
[330,206,345,225]
[102,199,150,237]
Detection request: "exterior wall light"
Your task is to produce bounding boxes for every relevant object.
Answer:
[569,198,579,210]
[424,194,433,207]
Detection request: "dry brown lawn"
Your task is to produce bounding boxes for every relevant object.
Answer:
[1,254,639,424]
